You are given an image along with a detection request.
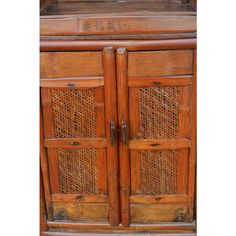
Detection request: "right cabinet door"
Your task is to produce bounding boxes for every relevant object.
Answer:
[117,48,196,226]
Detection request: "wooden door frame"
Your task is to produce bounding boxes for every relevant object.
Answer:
[40,47,121,227]
[114,42,196,226]
[40,39,196,233]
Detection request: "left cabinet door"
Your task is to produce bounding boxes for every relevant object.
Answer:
[40,49,120,227]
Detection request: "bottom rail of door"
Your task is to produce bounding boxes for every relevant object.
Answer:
[42,221,196,235]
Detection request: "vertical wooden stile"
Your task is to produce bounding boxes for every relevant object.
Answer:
[40,103,53,220]
[129,88,141,195]
[188,49,197,220]
[116,48,130,227]
[41,88,60,193]
[40,170,48,232]
[102,47,120,226]
[94,87,107,195]
[177,86,191,194]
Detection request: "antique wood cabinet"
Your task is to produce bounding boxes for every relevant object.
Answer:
[40,0,196,235]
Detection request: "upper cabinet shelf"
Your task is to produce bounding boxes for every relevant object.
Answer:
[41,0,195,16]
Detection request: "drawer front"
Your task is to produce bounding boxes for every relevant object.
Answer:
[128,50,193,77]
[40,52,103,78]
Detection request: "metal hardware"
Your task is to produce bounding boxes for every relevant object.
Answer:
[155,197,162,201]
[76,195,85,201]
[110,121,115,145]
[121,120,128,144]
[71,142,80,146]
[67,83,75,87]
[150,143,160,147]
[153,81,161,86]
[176,208,188,222]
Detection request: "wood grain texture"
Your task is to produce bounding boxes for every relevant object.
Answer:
[130,204,189,223]
[128,50,193,77]
[102,47,120,226]
[40,104,53,220]
[176,149,189,194]
[128,75,193,87]
[51,194,107,203]
[177,85,191,194]
[41,15,196,36]
[41,39,196,51]
[43,1,195,16]
[40,170,48,232]
[46,221,196,231]
[94,87,107,195]
[187,49,197,221]
[116,48,130,227]
[52,202,108,222]
[40,77,104,88]
[130,195,188,204]
[129,139,190,150]
[40,52,103,78]
[41,88,60,193]
[44,138,107,148]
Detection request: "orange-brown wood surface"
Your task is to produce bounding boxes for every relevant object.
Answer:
[102,47,120,226]
[40,0,197,233]
[41,39,196,51]
[128,50,193,77]
[46,221,196,232]
[52,202,109,222]
[41,14,196,36]
[116,48,131,227]
[130,204,189,223]
[40,52,103,78]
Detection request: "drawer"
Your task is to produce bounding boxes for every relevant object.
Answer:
[40,52,103,78]
[128,50,193,77]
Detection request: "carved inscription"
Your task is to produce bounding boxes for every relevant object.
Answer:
[79,18,129,33]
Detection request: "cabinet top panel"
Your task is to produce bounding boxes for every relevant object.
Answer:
[40,1,196,37]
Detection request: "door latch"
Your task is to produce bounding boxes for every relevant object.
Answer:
[110,121,116,145]
[121,120,128,144]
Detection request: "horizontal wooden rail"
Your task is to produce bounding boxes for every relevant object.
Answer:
[46,221,196,231]
[51,194,107,203]
[40,77,104,88]
[128,75,193,87]
[130,195,188,204]
[44,138,107,148]
[40,38,196,51]
[129,139,190,150]
[42,233,196,236]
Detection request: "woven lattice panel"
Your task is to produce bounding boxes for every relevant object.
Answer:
[139,86,180,139]
[140,150,178,195]
[57,148,98,194]
[50,89,96,138]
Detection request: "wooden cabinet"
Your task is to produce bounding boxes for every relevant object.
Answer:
[40,1,196,235]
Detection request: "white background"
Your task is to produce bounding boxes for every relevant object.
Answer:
[0,0,236,235]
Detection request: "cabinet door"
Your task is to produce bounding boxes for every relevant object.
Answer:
[40,49,120,226]
[116,48,196,226]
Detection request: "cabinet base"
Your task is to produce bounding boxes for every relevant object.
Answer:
[42,221,196,235]
[42,233,196,236]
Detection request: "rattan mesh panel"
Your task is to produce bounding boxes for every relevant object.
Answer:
[50,89,96,138]
[57,148,98,194]
[139,86,180,139]
[140,150,178,195]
